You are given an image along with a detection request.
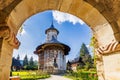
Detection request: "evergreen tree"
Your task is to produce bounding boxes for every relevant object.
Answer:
[79,43,93,70]
[33,60,38,70]
[17,54,20,60]
[23,55,28,66]
[80,43,89,63]
[26,57,38,70]
[29,56,34,66]
[80,43,89,56]
[11,57,22,71]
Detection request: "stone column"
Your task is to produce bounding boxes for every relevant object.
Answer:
[95,51,105,80]
[95,40,120,80]
[0,25,20,80]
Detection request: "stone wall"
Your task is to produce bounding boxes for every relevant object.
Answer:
[103,52,120,80]
[0,39,14,80]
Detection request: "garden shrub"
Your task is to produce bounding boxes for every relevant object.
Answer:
[65,70,98,80]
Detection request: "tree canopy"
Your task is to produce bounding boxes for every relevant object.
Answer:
[79,43,93,70]
[29,56,34,66]
[23,55,29,66]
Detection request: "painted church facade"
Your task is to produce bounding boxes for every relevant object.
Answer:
[34,23,70,74]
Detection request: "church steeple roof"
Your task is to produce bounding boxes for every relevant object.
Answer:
[45,22,59,34]
[50,22,54,28]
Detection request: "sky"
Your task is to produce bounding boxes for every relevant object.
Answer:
[13,10,92,62]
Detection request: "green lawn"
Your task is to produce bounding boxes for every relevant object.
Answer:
[12,71,50,80]
[65,70,98,80]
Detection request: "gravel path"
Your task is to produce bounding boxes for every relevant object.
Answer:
[39,75,72,80]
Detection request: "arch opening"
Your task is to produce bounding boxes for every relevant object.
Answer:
[13,9,95,75]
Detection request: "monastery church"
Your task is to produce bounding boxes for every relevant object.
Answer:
[34,23,70,74]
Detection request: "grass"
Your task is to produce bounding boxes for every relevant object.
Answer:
[64,70,98,80]
[12,70,50,80]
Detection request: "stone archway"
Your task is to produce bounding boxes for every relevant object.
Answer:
[0,0,120,80]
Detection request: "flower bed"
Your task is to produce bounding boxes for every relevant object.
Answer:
[12,71,50,80]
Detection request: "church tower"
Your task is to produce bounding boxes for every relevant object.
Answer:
[34,23,70,74]
[45,23,59,42]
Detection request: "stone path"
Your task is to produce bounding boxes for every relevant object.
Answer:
[39,75,72,80]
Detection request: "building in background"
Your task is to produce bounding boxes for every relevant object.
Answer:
[67,57,84,71]
[34,23,70,74]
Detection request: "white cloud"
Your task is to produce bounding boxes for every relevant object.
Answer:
[52,10,84,25]
[18,25,26,35]
[86,44,90,48]
[21,28,26,35]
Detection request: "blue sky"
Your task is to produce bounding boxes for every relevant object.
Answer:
[13,10,92,61]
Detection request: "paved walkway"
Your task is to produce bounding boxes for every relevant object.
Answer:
[39,75,72,80]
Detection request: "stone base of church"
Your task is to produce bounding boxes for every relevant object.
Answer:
[42,69,66,74]
[52,70,66,74]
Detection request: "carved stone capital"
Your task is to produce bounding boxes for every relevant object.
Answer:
[5,31,20,49]
[95,40,120,55]
[95,40,120,80]
[0,24,9,38]
[0,25,20,49]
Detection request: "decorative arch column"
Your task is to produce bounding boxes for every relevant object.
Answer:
[95,40,120,80]
[0,24,20,80]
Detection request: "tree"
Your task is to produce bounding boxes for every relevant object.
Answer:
[17,54,20,60]
[11,57,22,71]
[29,56,34,66]
[23,55,38,70]
[80,43,90,63]
[80,43,89,56]
[79,43,93,70]
[23,55,28,67]
[33,60,38,70]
